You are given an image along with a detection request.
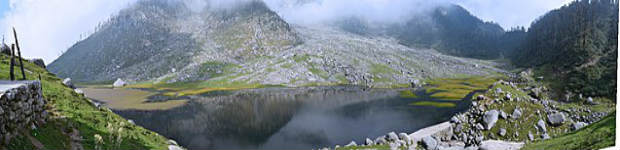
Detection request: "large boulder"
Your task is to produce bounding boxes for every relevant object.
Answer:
[113,78,127,88]
[387,132,399,141]
[29,59,46,69]
[547,113,566,126]
[62,78,75,89]
[483,110,499,130]
[586,97,597,105]
[421,136,438,150]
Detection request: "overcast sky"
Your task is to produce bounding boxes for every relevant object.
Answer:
[0,0,573,64]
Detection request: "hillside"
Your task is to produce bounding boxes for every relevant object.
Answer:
[512,0,618,99]
[48,0,506,89]
[0,55,171,149]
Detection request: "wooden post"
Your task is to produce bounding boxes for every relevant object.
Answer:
[13,28,26,80]
[10,44,15,81]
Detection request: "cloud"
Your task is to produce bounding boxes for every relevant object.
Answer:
[0,0,571,64]
[0,0,138,64]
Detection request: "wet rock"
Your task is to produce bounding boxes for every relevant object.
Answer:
[536,119,547,133]
[422,136,438,150]
[483,110,499,130]
[547,113,566,126]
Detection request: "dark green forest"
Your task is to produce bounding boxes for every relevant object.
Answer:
[511,0,618,99]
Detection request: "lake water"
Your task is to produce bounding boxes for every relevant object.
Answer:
[112,86,471,149]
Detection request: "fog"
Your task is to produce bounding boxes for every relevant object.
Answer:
[0,0,571,64]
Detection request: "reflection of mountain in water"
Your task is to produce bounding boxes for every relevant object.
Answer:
[115,87,468,149]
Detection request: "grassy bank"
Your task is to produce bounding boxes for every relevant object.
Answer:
[522,112,615,150]
[0,55,169,150]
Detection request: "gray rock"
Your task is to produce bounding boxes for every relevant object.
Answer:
[511,108,522,119]
[586,97,596,105]
[483,110,499,130]
[422,136,438,150]
[29,59,46,69]
[499,110,507,119]
[475,123,485,130]
[496,88,502,93]
[477,95,486,101]
[168,145,183,150]
[167,140,178,145]
[365,138,374,146]
[74,89,84,95]
[374,136,387,145]
[113,78,127,88]
[399,133,412,145]
[451,116,460,123]
[547,113,566,126]
[541,133,550,140]
[537,119,547,133]
[504,93,512,100]
[572,122,587,131]
[387,132,399,141]
[498,128,506,137]
[528,131,534,141]
[345,141,357,147]
[62,78,75,89]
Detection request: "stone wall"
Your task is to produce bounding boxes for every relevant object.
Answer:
[0,80,47,145]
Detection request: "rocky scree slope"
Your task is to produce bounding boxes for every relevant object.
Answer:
[49,0,503,88]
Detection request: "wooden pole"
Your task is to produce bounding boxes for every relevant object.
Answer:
[13,28,26,80]
[10,44,15,81]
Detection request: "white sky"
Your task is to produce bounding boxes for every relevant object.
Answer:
[0,0,573,64]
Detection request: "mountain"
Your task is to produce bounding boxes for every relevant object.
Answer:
[512,0,618,98]
[48,0,299,82]
[48,0,504,87]
[334,4,506,59]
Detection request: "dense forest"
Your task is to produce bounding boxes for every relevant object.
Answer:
[511,0,618,99]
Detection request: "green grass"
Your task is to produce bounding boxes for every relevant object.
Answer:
[522,112,615,150]
[0,55,169,149]
[423,76,499,100]
[399,90,418,98]
[409,101,456,108]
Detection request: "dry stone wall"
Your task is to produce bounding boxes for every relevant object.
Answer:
[0,80,47,145]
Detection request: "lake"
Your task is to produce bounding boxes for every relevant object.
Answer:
[89,86,471,149]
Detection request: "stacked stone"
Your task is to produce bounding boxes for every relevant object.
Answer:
[0,81,48,145]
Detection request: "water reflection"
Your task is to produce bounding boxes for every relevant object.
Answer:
[115,86,470,149]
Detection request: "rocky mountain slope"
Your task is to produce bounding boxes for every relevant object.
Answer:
[49,0,504,87]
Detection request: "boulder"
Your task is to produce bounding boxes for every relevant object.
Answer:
[450,116,460,123]
[29,59,46,69]
[74,89,84,95]
[421,136,438,150]
[572,122,587,131]
[499,110,507,119]
[547,113,566,126]
[62,78,75,89]
[398,133,412,144]
[536,119,547,133]
[387,132,399,141]
[541,133,550,140]
[498,128,506,137]
[168,145,183,150]
[586,97,596,105]
[528,131,534,141]
[374,136,387,145]
[496,88,502,93]
[477,95,486,101]
[365,138,374,146]
[504,93,512,100]
[511,108,522,119]
[113,78,127,88]
[345,141,357,147]
[483,110,499,130]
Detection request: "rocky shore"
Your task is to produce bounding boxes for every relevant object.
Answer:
[321,70,614,150]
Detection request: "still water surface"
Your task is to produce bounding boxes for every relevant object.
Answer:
[112,86,471,149]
